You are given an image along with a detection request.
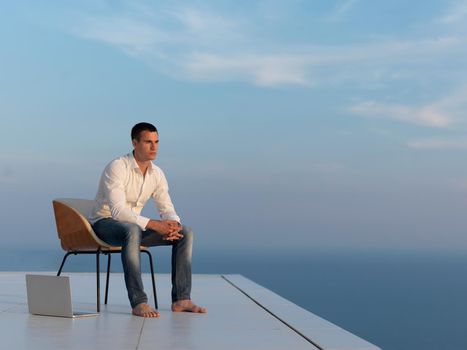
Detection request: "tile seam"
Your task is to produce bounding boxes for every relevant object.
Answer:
[221,275,323,350]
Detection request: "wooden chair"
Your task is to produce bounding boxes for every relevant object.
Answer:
[52,198,158,312]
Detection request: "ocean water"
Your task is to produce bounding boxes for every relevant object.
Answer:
[2,248,467,350]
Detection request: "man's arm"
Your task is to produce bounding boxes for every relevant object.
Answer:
[149,168,183,240]
[151,169,181,222]
[103,160,151,230]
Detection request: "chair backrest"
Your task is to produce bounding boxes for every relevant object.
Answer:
[59,198,95,218]
[52,198,111,251]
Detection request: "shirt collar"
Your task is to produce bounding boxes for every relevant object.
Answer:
[129,152,155,173]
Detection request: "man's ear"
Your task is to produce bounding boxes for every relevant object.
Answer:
[132,139,137,148]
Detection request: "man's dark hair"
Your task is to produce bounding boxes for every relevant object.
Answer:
[131,122,158,141]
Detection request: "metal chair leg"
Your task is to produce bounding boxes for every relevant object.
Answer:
[96,251,100,313]
[105,253,111,304]
[56,249,154,313]
[142,250,158,309]
[57,252,73,276]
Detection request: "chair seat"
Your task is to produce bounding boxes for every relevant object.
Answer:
[66,246,151,253]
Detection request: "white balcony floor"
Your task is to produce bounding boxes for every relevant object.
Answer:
[0,272,380,350]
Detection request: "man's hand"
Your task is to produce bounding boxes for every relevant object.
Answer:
[146,220,183,241]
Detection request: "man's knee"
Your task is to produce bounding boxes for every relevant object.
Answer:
[181,226,193,244]
[122,223,143,243]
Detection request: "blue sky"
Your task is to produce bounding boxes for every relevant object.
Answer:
[2,0,467,253]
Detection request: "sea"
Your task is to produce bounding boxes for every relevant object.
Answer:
[2,247,467,350]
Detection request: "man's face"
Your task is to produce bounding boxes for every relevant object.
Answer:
[132,130,159,162]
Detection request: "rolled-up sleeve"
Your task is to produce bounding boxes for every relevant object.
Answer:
[104,160,151,230]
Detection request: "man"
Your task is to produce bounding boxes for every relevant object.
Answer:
[88,122,207,317]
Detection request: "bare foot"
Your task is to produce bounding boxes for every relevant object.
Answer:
[172,300,207,313]
[132,303,160,318]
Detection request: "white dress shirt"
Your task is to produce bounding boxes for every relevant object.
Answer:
[88,152,180,230]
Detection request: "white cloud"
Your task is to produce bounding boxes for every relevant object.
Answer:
[349,87,467,128]
[76,16,168,57]
[184,52,310,86]
[440,0,467,23]
[329,0,358,21]
[74,12,467,87]
[349,101,451,127]
[169,7,236,34]
[73,7,318,86]
[67,2,467,89]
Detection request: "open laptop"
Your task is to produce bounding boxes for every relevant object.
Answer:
[26,274,99,318]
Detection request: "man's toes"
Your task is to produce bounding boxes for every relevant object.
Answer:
[133,303,160,318]
[147,310,159,318]
[195,306,207,313]
[172,301,207,313]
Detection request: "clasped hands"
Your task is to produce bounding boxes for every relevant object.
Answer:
[146,219,183,241]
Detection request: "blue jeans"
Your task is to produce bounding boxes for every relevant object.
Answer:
[92,218,193,308]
